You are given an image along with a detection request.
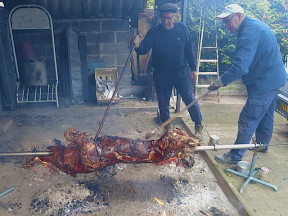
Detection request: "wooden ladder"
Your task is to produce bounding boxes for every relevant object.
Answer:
[195,6,220,101]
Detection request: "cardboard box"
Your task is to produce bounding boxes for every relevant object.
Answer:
[95,68,120,103]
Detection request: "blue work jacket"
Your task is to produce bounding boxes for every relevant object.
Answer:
[135,22,197,73]
[221,16,287,95]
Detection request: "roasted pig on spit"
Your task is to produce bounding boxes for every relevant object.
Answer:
[37,128,198,177]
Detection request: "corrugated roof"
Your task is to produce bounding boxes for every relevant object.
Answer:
[2,0,148,19]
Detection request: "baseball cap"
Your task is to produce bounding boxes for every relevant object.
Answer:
[158,3,179,13]
[215,4,244,20]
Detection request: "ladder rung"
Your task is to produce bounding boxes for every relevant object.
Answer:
[202,47,217,49]
[196,84,210,88]
[199,59,218,63]
[198,72,218,75]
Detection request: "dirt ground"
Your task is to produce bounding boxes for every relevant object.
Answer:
[0,99,239,216]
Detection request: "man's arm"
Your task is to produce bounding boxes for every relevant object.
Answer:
[220,34,258,86]
[209,31,259,90]
[134,29,153,55]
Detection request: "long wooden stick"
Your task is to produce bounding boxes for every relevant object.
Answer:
[145,90,211,139]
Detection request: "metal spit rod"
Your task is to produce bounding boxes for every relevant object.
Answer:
[0,151,52,157]
[194,143,263,151]
[0,144,264,157]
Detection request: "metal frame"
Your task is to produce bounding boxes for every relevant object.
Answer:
[8,5,59,107]
[225,151,278,194]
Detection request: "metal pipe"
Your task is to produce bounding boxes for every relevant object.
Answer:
[0,187,15,198]
[0,187,15,212]
[1,142,276,158]
[0,144,266,157]
[0,200,12,212]
[194,143,263,151]
[0,151,52,157]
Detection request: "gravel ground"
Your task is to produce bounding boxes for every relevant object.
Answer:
[0,100,239,216]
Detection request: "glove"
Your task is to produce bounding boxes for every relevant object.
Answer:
[208,78,224,91]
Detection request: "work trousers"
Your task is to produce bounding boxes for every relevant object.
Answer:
[230,88,279,160]
[153,67,202,125]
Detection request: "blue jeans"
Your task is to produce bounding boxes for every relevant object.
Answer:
[230,88,279,160]
[153,67,202,124]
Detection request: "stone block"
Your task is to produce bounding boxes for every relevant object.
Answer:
[116,54,129,66]
[117,65,131,75]
[103,43,129,55]
[102,19,129,31]
[101,55,116,67]
[116,32,129,43]
[87,55,101,63]
[118,74,132,87]
[87,32,115,44]
[87,44,101,55]
[71,20,101,32]
[53,20,71,30]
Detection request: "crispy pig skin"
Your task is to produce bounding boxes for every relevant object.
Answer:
[39,128,198,177]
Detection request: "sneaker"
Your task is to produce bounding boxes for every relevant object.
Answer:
[195,124,203,137]
[215,152,240,164]
[248,146,268,153]
[259,148,268,153]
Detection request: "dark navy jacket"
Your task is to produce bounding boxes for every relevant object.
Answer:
[221,16,287,95]
[135,22,197,73]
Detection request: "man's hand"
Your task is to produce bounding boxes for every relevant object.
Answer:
[133,35,140,48]
[190,71,197,81]
[208,78,224,91]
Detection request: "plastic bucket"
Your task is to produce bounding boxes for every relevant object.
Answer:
[19,41,35,60]
[23,60,47,86]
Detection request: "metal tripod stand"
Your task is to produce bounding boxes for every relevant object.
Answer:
[225,150,278,194]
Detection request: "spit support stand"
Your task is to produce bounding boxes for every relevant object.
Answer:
[196,131,278,194]
[0,187,15,212]
[225,147,278,194]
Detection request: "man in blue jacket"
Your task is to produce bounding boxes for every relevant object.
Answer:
[134,3,203,136]
[208,4,287,164]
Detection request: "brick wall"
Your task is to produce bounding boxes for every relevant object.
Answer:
[53,18,134,99]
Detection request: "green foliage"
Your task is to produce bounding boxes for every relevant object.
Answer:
[183,0,288,72]
[147,0,155,9]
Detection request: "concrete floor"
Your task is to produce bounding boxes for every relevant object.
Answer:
[0,95,287,215]
[183,95,288,216]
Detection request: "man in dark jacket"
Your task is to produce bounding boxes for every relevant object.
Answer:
[208,4,287,164]
[134,3,203,136]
